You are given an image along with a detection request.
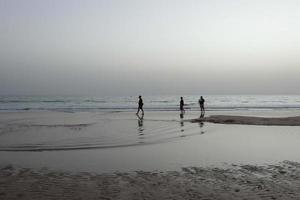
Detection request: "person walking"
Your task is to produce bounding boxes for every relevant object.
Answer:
[199,96,205,113]
[136,95,144,115]
[180,97,185,112]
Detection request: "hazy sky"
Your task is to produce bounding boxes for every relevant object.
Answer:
[1,0,300,96]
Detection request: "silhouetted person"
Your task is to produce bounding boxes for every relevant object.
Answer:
[199,96,205,114]
[180,97,184,112]
[136,95,144,115]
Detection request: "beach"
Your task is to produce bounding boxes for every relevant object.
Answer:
[3,0,300,197]
[1,161,300,200]
[1,109,300,199]
[3,0,300,198]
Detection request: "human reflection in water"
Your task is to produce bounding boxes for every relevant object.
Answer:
[199,112,205,134]
[180,111,185,133]
[136,114,144,135]
[200,110,205,118]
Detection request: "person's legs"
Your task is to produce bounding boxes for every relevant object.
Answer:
[200,111,204,118]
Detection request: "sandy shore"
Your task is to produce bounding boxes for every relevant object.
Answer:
[1,111,300,199]
[1,161,300,200]
[191,115,300,126]
[1,111,300,172]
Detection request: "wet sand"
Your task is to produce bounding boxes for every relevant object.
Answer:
[1,110,300,199]
[191,115,300,126]
[1,111,300,173]
[1,161,300,200]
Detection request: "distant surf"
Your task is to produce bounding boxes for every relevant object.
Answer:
[1,95,300,112]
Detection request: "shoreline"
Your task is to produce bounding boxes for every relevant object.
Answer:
[191,115,300,126]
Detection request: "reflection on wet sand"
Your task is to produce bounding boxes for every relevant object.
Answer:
[137,114,144,139]
[199,111,205,134]
[180,111,185,136]
[200,110,205,118]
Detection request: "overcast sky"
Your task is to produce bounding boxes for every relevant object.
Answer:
[1,0,300,96]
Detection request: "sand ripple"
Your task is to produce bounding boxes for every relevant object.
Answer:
[1,161,300,199]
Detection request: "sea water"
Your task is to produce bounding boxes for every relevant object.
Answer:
[1,95,300,112]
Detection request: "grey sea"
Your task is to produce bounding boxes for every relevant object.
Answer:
[1,95,300,112]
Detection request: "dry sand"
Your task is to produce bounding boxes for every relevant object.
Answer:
[1,161,300,200]
[191,115,300,126]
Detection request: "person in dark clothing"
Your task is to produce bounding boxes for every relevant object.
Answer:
[199,96,205,113]
[180,97,184,112]
[136,95,144,115]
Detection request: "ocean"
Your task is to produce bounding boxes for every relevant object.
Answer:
[1,95,300,112]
